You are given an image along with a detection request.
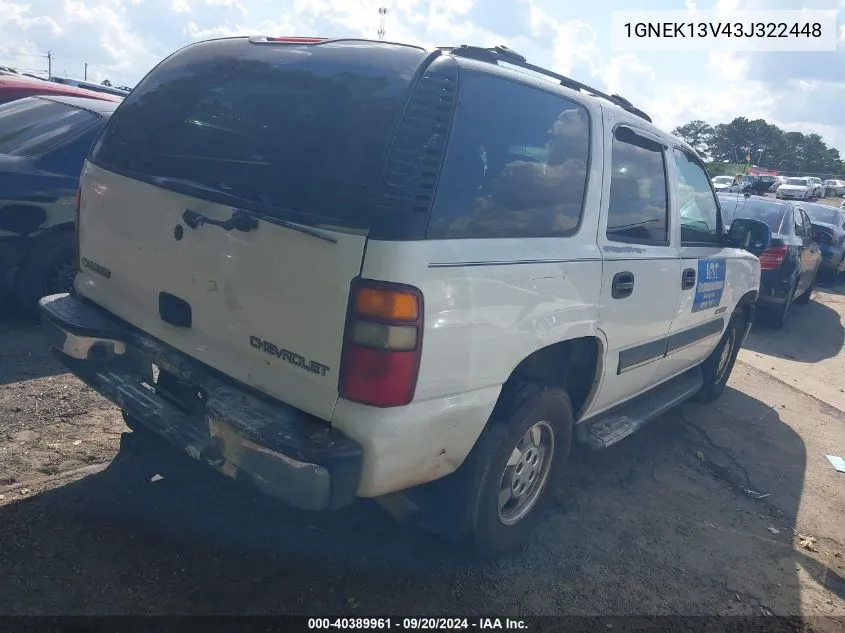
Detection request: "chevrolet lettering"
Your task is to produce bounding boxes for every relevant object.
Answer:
[249,336,330,376]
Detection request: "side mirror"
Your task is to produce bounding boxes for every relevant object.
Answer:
[729,218,771,255]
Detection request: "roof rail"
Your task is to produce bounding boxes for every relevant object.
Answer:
[438,44,652,123]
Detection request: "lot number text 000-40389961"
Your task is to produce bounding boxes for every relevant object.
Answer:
[307,618,528,630]
[610,10,837,52]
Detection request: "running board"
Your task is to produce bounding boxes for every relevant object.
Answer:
[576,367,704,450]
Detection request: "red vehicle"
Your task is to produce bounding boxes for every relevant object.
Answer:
[0,75,123,106]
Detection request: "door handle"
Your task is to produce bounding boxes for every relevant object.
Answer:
[611,271,635,299]
[682,268,696,290]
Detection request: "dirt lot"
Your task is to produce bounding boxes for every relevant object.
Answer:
[1,281,844,625]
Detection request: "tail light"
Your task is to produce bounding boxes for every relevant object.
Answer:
[339,279,424,407]
[73,188,81,272]
[758,245,788,271]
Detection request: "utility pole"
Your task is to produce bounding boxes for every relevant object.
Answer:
[46,50,52,78]
[84,62,87,81]
[378,7,387,40]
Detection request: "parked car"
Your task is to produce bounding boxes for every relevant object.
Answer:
[720,193,821,327]
[806,177,824,198]
[39,38,769,557]
[822,179,845,197]
[0,95,118,315]
[776,177,813,200]
[745,174,777,194]
[797,202,845,280]
[0,75,123,106]
[48,76,131,98]
[711,175,739,192]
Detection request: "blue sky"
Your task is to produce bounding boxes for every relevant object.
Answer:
[1,0,844,156]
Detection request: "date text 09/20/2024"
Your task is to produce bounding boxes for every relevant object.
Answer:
[308,618,527,630]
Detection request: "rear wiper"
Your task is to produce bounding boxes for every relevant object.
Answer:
[181,207,338,243]
[151,176,338,243]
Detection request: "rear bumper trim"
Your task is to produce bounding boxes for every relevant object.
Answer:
[39,293,363,511]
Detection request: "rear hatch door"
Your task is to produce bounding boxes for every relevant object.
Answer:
[78,38,427,420]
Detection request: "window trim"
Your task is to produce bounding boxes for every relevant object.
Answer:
[673,145,725,248]
[800,209,813,239]
[425,66,594,241]
[792,208,805,237]
[605,123,671,247]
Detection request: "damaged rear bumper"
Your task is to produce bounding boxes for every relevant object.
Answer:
[38,293,363,511]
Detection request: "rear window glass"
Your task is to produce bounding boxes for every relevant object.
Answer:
[727,198,787,234]
[90,39,426,229]
[0,98,98,156]
[427,71,590,239]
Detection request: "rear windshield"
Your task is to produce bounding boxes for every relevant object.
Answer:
[90,39,426,229]
[727,198,788,233]
[802,205,838,225]
[0,97,98,156]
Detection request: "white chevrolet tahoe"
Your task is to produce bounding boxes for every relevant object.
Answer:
[39,38,771,557]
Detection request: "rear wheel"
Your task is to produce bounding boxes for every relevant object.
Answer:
[464,384,573,557]
[14,231,75,318]
[768,283,795,329]
[794,275,815,304]
[694,309,746,403]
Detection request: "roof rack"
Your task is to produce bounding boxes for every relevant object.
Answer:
[437,44,652,123]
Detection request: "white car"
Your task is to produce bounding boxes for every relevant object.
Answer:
[823,179,845,197]
[806,176,824,198]
[711,175,739,192]
[776,177,813,200]
[38,38,766,556]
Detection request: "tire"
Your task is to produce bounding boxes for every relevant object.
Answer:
[768,283,795,329]
[14,231,75,318]
[694,309,746,403]
[794,275,815,304]
[463,383,573,558]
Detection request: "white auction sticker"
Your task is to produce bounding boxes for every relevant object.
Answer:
[610,10,838,52]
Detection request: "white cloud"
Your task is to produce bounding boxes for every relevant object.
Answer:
[0,0,842,153]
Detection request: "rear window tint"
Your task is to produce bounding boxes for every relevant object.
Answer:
[0,98,98,156]
[728,198,787,234]
[90,39,426,230]
[427,70,590,239]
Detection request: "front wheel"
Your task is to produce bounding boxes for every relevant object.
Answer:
[694,309,746,402]
[466,384,573,557]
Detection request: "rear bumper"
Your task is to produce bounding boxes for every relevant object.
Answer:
[39,293,363,511]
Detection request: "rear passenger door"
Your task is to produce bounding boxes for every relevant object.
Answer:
[590,118,680,416]
[661,147,734,380]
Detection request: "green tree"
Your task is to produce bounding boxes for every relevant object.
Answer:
[674,115,845,176]
[671,120,714,158]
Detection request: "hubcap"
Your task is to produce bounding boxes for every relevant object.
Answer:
[497,421,555,526]
[715,329,736,382]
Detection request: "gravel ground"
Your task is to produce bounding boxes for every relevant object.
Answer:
[1,283,844,627]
